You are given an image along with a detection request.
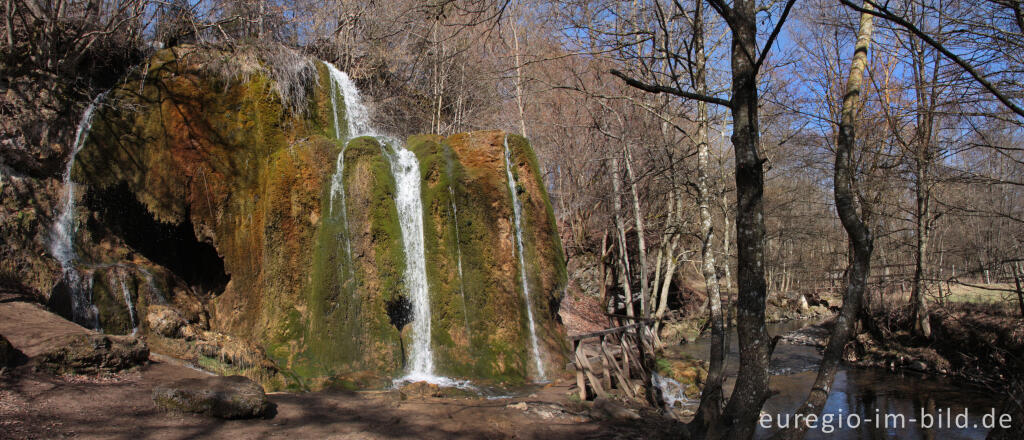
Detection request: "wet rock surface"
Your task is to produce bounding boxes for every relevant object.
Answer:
[778,321,832,347]
[152,375,276,419]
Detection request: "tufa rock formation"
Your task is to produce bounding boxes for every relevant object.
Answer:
[20,45,567,389]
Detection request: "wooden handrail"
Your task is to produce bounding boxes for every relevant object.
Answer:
[569,322,644,341]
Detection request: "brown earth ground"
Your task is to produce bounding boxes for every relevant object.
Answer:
[0,293,684,439]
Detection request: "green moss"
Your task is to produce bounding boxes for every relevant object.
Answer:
[407,135,475,377]
[91,268,136,335]
[62,47,568,388]
[505,134,570,362]
[296,136,405,380]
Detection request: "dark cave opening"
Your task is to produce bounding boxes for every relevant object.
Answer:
[84,182,230,295]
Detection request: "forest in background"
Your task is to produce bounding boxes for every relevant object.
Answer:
[3,0,1023,438]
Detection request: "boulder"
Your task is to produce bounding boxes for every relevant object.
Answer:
[659,320,701,346]
[35,333,148,375]
[398,381,443,399]
[146,305,187,338]
[153,375,275,419]
[1,334,25,368]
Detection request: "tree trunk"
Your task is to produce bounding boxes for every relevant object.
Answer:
[611,156,635,317]
[624,146,650,319]
[710,1,772,438]
[771,5,875,438]
[1013,262,1023,318]
[692,0,726,430]
[911,165,932,338]
[910,30,935,339]
[511,7,528,138]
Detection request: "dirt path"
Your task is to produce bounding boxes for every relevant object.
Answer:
[1,296,683,439]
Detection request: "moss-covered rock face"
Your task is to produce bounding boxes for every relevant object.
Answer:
[65,47,566,388]
[440,130,569,380]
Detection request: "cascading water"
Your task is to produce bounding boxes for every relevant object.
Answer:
[138,267,169,305]
[118,274,138,335]
[322,62,457,385]
[51,93,106,330]
[652,372,696,409]
[324,63,354,270]
[503,135,546,380]
[387,147,438,381]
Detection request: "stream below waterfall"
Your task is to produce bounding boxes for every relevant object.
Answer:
[670,319,999,439]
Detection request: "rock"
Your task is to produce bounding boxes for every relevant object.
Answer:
[593,397,641,420]
[146,305,187,338]
[684,384,701,399]
[1,334,25,368]
[909,360,929,372]
[507,402,528,410]
[153,375,275,419]
[659,320,701,345]
[399,381,442,399]
[779,323,831,347]
[810,305,831,316]
[35,333,148,375]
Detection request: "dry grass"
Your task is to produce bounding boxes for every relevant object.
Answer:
[944,283,1018,304]
[188,43,319,115]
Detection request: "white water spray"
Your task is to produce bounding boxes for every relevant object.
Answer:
[387,148,437,380]
[322,62,459,386]
[118,274,138,335]
[503,135,546,380]
[324,62,355,268]
[652,373,697,409]
[51,93,106,329]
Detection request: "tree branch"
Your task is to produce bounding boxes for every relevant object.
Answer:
[609,69,731,107]
[840,0,1024,119]
[754,0,797,71]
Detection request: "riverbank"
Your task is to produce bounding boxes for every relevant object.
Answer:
[0,294,686,439]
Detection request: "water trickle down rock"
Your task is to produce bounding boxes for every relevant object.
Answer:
[50,93,106,330]
[118,273,138,335]
[323,63,447,384]
[449,185,472,341]
[324,62,354,275]
[503,134,546,380]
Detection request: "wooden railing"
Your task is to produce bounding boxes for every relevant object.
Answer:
[568,318,659,401]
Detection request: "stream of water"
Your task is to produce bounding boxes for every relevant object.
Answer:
[673,319,998,439]
[325,62,463,386]
[503,134,546,380]
[50,92,106,330]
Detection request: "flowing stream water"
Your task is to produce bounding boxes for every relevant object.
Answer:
[386,147,437,381]
[118,274,138,335]
[503,135,546,380]
[673,319,997,439]
[51,93,106,330]
[324,62,457,385]
[324,63,354,270]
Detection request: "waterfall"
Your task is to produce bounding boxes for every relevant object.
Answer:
[139,267,169,305]
[118,274,138,335]
[51,93,106,330]
[324,62,354,270]
[449,186,472,340]
[324,63,374,138]
[652,373,696,409]
[503,134,546,380]
[322,62,454,385]
[387,146,437,379]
